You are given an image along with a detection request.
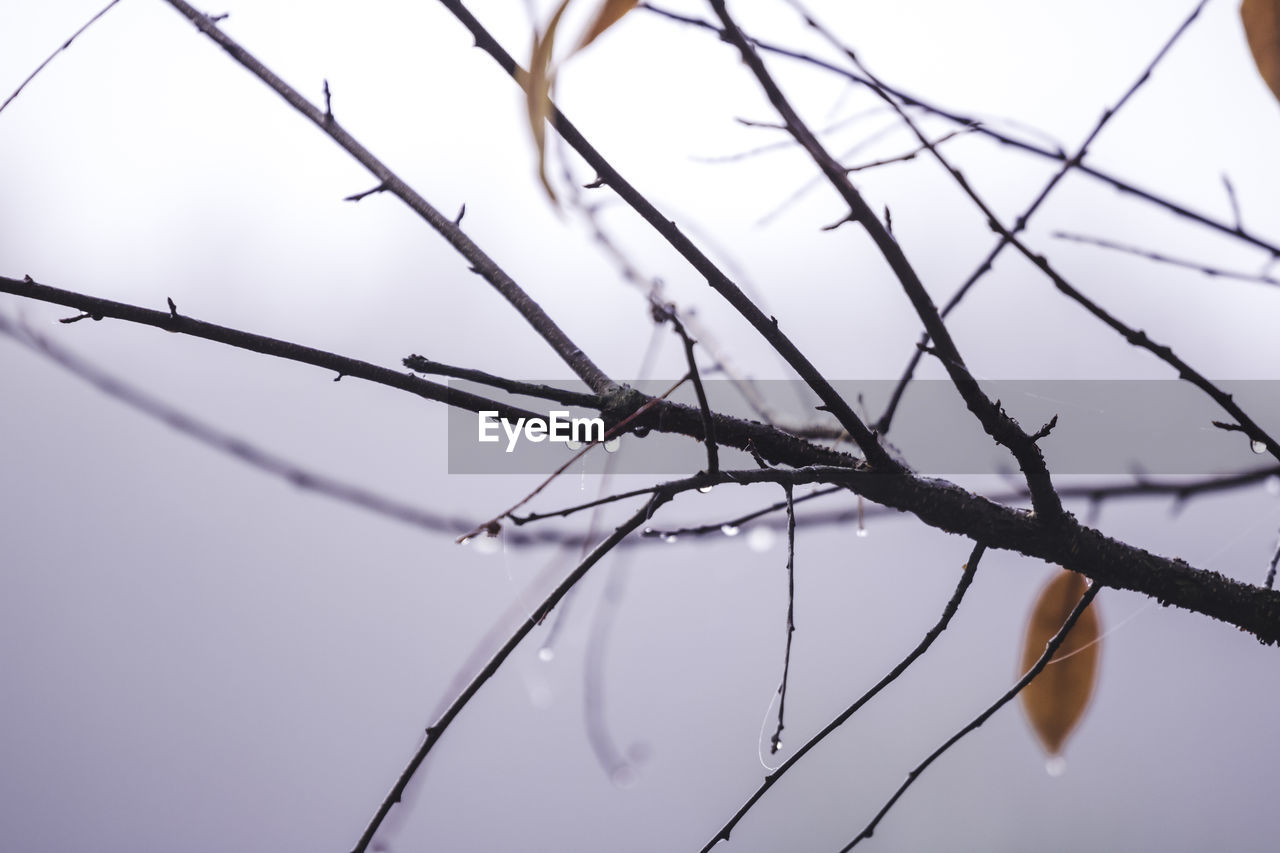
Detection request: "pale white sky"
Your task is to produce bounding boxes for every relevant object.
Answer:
[2,2,1279,851]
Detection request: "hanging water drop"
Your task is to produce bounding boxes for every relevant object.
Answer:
[1252,439,1267,454]
[538,646,555,663]
[721,524,740,537]
[566,438,583,451]
[661,533,679,544]
[1045,756,1067,777]
[603,436,621,453]
[697,485,714,494]
[855,526,869,539]
[746,526,776,553]
[474,536,500,555]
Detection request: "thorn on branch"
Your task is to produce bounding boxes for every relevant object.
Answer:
[344,181,388,203]
[454,204,466,225]
[885,205,893,237]
[209,12,229,24]
[333,373,344,382]
[58,312,100,324]
[322,79,333,123]
[1030,414,1058,442]
[584,176,605,189]
[821,213,854,232]
[23,274,34,284]
[167,297,179,319]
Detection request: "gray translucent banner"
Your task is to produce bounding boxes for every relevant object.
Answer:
[446,379,1278,476]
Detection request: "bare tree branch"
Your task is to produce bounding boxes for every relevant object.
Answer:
[702,540,985,850]
[842,581,1102,849]
[158,0,616,394]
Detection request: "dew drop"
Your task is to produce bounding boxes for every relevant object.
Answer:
[1045,755,1067,777]
[697,485,714,494]
[603,436,621,453]
[474,536,500,555]
[566,438,583,451]
[458,536,472,547]
[538,646,555,663]
[661,533,679,544]
[746,527,776,553]
[721,524,740,537]
[855,527,869,538]
[1252,439,1267,454]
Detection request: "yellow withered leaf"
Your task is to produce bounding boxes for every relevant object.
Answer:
[1243,0,1280,103]
[1018,569,1101,757]
[576,0,639,52]
[522,0,573,204]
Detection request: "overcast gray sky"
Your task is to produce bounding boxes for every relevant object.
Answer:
[3,1,1280,851]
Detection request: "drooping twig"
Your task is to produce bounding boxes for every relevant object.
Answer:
[0,312,565,543]
[0,0,123,116]
[769,484,797,754]
[702,541,986,851]
[350,492,674,853]
[842,581,1101,849]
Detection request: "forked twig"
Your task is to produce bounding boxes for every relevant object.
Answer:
[842,581,1101,849]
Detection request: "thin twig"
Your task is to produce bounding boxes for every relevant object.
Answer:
[0,0,123,116]
[403,354,601,407]
[350,492,674,853]
[1053,231,1280,288]
[0,275,537,422]
[455,376,691,542]
[1267,531,1280,590]
[842,581,1101,849]
[435,0,896,471]
[639,2,1280,258]
[702,541,986,851]
[710,0,1065,521]
[0,313,547,542]
[844,128,973,173]
[662,308,719,475]
[770,484,797,754]
[158,0,616,395]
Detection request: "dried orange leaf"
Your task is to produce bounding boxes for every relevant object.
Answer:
[523,0,573,203]
[1243,0,1280,102]
[1018,569,1101,757]
[576,0,639,52]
